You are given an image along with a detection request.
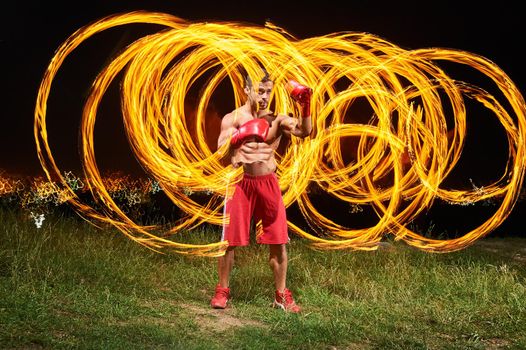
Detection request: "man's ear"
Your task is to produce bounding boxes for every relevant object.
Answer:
[244,86,250,95]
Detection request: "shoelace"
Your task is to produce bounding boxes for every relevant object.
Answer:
[279,289,294,305]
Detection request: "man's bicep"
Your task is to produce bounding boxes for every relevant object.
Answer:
[217,116,236,148]
[279,114,312,138]
[217,128,235,148]
[279,116,298,135]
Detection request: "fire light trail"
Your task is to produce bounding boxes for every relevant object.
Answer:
[34,11,526,256]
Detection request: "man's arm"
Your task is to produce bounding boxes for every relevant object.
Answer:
[281,80,313,138]
[280,114,312,139]
[217,113,237,150]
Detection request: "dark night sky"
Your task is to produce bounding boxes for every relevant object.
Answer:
[2,1,524,177]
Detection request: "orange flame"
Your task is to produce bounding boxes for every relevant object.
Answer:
[34,11,526,255]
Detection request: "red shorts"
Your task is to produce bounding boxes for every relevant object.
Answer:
[222,172,289,246]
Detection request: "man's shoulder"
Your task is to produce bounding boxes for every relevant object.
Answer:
[222,111,234,120]
[225,107,253,118]
[274,113,293,124]
[275,112,291,119]
[221,110,240,124]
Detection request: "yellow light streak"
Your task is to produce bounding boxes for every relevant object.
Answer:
[34,11,526,255]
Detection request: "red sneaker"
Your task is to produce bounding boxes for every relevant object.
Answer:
[210,284,230,309]
[273,288,301,313]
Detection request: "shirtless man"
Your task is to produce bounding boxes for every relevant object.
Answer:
[210,72,312,313]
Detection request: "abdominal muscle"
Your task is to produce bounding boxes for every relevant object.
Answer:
[231,138,279,176]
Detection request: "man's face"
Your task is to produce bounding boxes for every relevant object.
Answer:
[247,80,273,110]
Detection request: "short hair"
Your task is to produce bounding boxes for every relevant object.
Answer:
[240,65,272,89]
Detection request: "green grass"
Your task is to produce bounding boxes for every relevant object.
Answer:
[1,208,525,349]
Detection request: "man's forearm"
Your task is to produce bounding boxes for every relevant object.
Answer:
[288,80,313,137]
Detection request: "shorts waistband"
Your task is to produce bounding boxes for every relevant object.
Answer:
[242,172,276,180]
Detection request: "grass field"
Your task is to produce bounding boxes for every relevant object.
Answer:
[1,208,525,349]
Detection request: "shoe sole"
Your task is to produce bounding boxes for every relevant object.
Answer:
[211,301,228,309]
[273,300,300,313]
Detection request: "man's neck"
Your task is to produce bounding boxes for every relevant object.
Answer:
[241,101,258,118]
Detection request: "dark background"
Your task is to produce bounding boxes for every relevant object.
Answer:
[2,1,525,236]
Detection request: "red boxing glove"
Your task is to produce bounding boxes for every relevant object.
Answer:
[287,80,312,118]
[230,118,270,148]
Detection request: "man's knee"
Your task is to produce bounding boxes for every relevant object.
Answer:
[269,244,287,261]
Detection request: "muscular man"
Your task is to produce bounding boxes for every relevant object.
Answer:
[210,72,312,313]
